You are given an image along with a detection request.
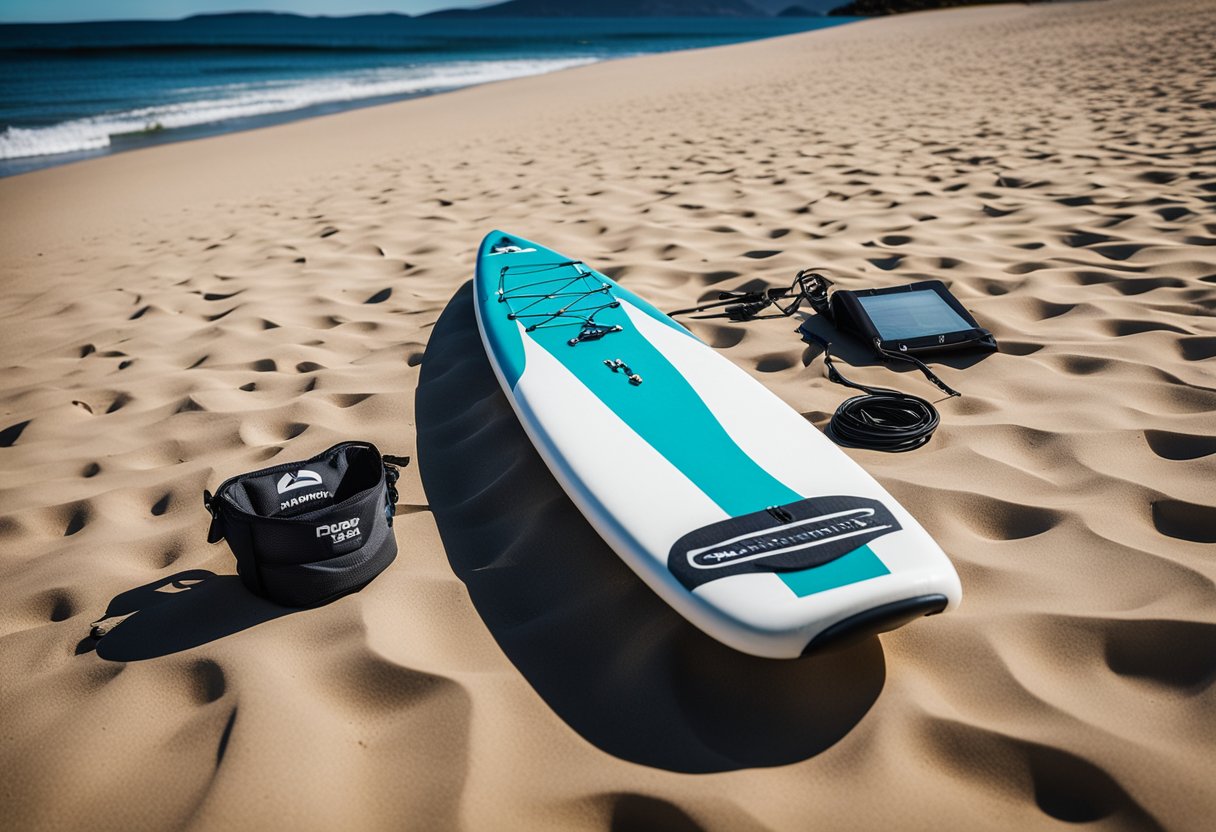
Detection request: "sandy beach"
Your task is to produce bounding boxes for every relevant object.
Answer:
[2,0,1215,829]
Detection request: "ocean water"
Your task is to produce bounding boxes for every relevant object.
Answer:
[0,14,853,177]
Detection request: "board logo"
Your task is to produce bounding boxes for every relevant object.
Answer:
[278,469,323,494]
[667,495,902,591]
[688,508,893,570]
[487,245,537,256]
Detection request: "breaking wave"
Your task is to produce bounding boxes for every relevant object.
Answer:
[0,57,596,160]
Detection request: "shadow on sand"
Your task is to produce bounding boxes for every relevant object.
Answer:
[82,570,291,662]
[415,281,886,774]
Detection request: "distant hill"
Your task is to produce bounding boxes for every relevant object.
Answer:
[748,0,840,11]
[427,0,763,17]
[777,5,822,15]
[828,0,1031,15]
[182,11,408,21]
[5,12,423,39]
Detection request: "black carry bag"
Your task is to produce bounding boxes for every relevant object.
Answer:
[204,442,410,607]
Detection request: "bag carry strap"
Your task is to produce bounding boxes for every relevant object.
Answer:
[204,488,223,544]
[382,454,410,526]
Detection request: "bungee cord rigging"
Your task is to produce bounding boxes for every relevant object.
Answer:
[497,260,625,346]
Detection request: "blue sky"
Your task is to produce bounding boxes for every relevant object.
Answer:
[0,1,489,23]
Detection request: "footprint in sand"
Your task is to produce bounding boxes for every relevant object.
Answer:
[0,419,31,447]
[150,493,171,517]
[105,393,132,413]
[1143,430,1216,461]
[63,504,89,536]
[1151,499,1216,544]
[1103,618,1216,691]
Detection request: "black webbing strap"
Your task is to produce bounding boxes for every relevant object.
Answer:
[382,454,411,520]
[870,340,961,398]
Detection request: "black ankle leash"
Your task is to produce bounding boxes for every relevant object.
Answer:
[667,269,831,322]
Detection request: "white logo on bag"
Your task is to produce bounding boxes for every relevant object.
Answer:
[316,517,361,544]
[281,491,330,511]
[278,469,323,494]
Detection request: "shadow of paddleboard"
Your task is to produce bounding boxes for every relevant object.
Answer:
[416,280,885,773]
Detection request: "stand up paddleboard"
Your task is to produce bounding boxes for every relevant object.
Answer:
[473,231,961,658]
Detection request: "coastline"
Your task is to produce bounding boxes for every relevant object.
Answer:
[0,16,854,180]
[2,1,1214,830]
[0,16,872,273]
[0,82,546,180]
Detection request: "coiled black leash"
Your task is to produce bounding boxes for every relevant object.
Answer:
[801,332,958,453]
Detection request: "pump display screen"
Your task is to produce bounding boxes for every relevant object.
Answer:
[856,290,973,341]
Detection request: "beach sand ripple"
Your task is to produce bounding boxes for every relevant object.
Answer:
[1,0,1214,829]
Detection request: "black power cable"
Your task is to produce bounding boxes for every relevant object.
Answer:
[802,332,957,453]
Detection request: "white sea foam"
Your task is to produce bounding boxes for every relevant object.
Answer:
[0,57,596,161]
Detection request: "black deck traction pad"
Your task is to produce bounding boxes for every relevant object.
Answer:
[668,495,901,591]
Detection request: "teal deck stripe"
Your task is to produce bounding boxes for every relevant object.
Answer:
[485,242,800,518]
[777,545,890,597]
[477,232,888,598]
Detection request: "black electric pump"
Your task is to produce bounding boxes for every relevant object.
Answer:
[670,270,997,452]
